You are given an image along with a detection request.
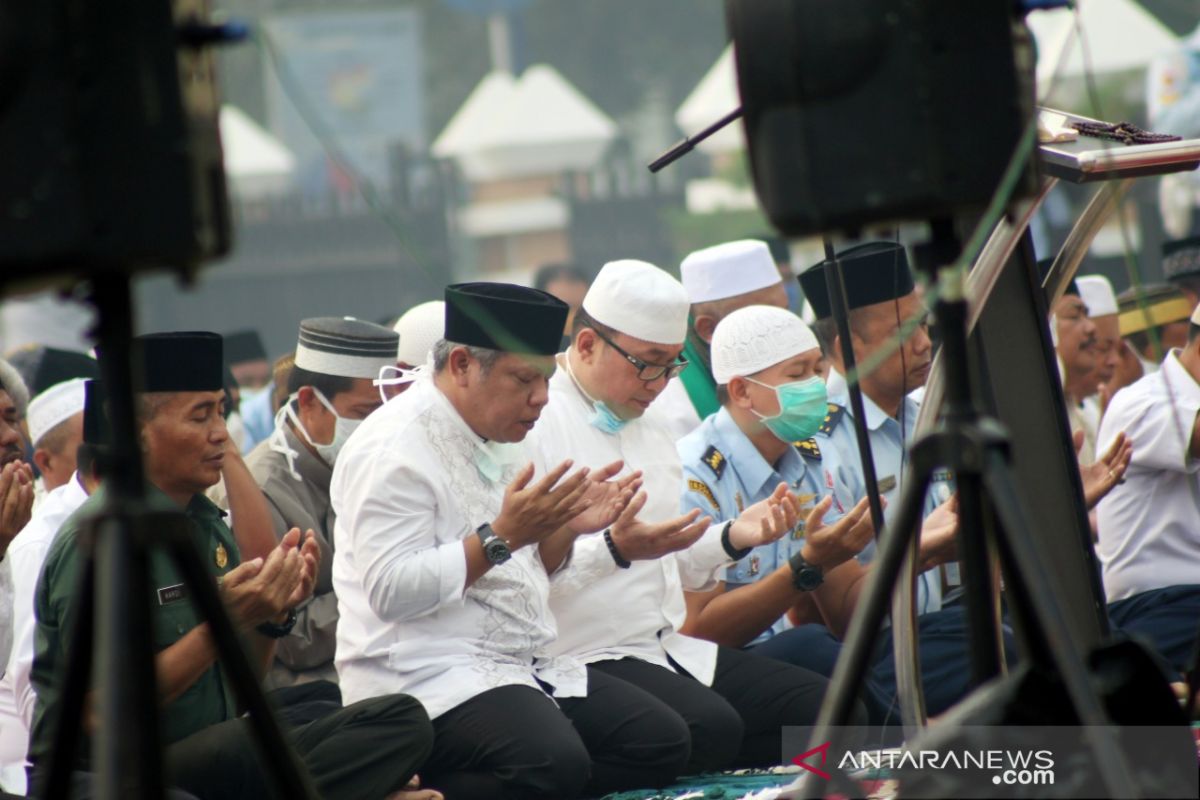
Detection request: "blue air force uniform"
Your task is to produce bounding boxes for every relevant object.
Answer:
[678,406,893,720]
[818,371,1017,716]
[678,407,829,644]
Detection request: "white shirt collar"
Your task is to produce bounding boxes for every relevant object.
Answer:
[826,369,895,431]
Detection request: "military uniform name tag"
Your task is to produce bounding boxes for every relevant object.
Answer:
[157,583,187,605]
[878,475,897,494]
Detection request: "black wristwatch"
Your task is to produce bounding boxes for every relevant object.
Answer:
[788,550,825,591]
[256,607,298,639]
[477,522,512,566]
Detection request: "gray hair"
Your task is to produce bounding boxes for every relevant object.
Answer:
[432,339,505,375]
[0,358,29,417]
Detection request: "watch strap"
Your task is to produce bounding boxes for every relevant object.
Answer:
[256,607,297,639]
[788,549,824,590]
[720,521,752,561]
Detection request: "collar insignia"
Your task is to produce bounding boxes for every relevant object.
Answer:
[702,445,726,479]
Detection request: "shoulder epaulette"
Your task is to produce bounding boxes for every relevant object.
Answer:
[794,438,822,461]
[687,478,720,514]
[701,445,726,479]
[817,403,845,436]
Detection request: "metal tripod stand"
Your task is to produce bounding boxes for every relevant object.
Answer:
[782,224,1139,799]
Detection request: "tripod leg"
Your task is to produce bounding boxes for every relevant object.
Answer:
[982,453,1141,799]
[954,471,1002,685]
[161,527,318,800]
[95,514,163,799]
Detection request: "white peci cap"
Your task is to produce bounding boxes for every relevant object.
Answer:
[394,301,446,366]
[1076,275,1118,317]
[27,377,87,446]
[711,305,819,384]
[680,240,782,304]
[581,259,690,345]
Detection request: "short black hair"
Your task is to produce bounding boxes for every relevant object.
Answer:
[534,263,589,292]
[571,306,616,341]
[285,366,356,402]
[76,442,106,481]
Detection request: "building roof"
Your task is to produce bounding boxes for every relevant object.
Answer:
[432,65,617,180]
[675,45,744,155]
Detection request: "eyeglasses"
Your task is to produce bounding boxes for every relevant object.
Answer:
[592,327,689,382]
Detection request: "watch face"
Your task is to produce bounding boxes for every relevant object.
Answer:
[485,538,511,565]
[795,566,824,592]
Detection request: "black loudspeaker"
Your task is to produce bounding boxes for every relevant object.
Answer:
[726,0,1040,237]
[0,0,231,291]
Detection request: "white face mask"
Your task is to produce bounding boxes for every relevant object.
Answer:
[271,388,362,475]
[475,438,524,483]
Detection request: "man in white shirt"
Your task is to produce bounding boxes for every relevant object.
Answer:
[1074,275,1122,457]
[0,359,34,792]
[655,240,795,441]
[332,283,711,799]
[1097,303,1200,673]
[24,378,87,497]
[0,357,33,677]
[528,260,860,775]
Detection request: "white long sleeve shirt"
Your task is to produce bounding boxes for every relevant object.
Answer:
[1096,350,1200,602]
[330,375,584,719]
[0,472,89,787]
[525,358,733,686]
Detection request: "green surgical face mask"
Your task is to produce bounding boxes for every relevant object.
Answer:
[747,375,828,443]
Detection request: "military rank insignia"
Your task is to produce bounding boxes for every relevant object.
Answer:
[702,445,726,479]
[687,479,720,513]
[214,542,228,569]
[734,491,744,513]
[795,438,822,461]
[817,404,846,436]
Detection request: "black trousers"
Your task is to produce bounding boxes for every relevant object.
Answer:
[592,645,864,772]
[421,669,692,800]
[29,694,431,800]
[168,693,432,800]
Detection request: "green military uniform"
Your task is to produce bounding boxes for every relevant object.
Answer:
[28,484,241,766]
[27,482,435,800]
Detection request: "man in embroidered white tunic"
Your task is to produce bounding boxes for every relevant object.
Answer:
[332,282,702,800]
[1098,302,1200,673]
[527,260,863,775]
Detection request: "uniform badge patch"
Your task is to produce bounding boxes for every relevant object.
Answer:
[749,554,761,576]
[687,479,720,513]
[734,491,744,513]
[702,445,726,479]
[157,583,186,606]
[214,542,228,569]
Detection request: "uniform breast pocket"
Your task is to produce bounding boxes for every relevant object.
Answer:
[152,583,200,648]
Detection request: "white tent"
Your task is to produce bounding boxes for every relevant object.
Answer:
[1029,0,1178,93]
[432,65,617,181]
[675,45,743,155]
[219,105,297,198]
